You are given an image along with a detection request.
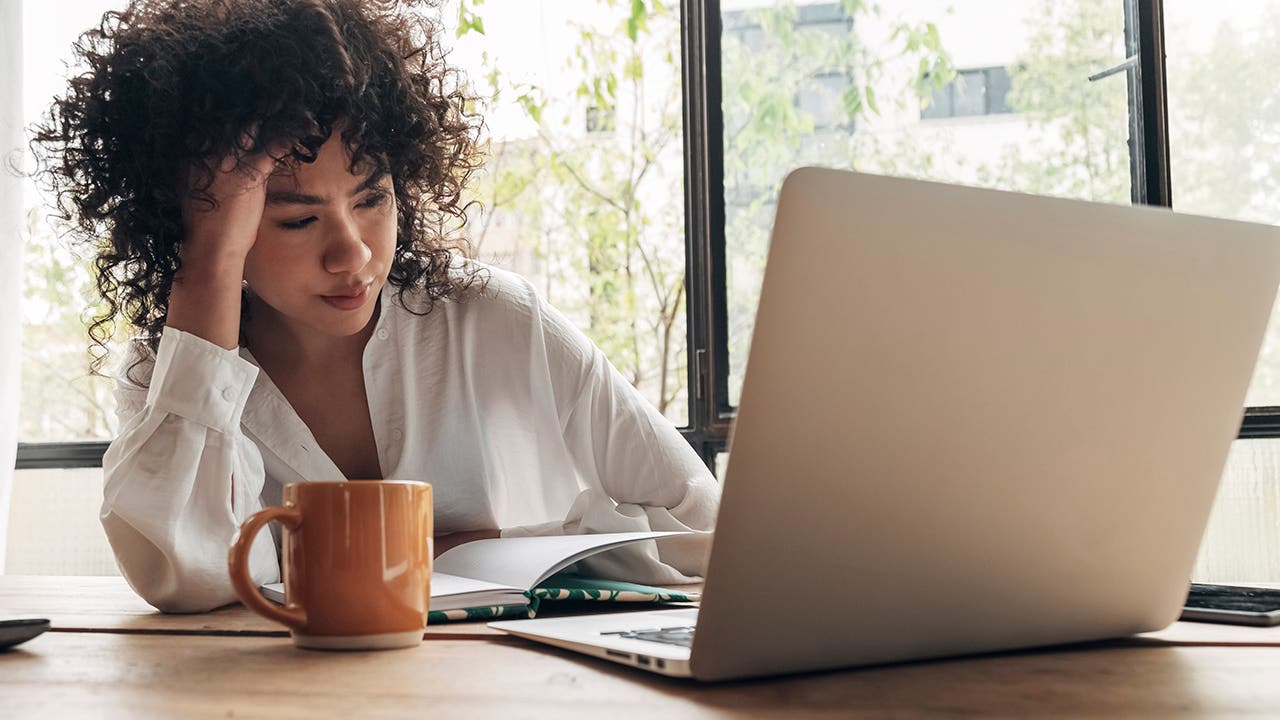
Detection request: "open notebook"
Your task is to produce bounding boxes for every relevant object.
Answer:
[260,530,699,621]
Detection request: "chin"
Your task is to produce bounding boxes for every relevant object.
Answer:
[318,306,378,337]
[250,289,380,340]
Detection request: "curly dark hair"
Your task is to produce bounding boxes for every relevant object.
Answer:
[32,0,487,375]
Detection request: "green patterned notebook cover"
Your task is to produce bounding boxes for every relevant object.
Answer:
[428,603,535,623]
[530,575,700,603]
[427,575,698,624]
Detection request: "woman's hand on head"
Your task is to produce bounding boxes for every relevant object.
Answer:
[167,134,291,350]
[180,137,288,264]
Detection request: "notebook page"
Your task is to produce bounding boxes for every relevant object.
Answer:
[433,531,687,589]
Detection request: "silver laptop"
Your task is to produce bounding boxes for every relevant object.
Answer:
[490,168,1280,681]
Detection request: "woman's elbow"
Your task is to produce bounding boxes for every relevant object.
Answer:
[101,512,237,614]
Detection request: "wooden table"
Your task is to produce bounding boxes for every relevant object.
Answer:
[4,576,1280,718]
[0,575,507,637]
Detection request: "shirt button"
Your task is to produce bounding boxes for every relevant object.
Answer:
[221,386,236,402]
[376,328,390,341]
[392,428,404,441]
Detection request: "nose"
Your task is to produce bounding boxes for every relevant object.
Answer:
[322,215,373,275]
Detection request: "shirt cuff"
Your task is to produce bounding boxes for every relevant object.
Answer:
[146,326,259,434]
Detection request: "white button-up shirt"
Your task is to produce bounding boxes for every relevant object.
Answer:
[101,263,720,613]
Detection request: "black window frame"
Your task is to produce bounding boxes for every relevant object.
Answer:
[21,0,1279,471]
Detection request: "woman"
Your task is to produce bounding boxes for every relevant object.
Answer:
[35,0,718,613]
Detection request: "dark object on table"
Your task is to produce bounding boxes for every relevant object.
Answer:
[0,618,51,650]
[1181,583,1280,627]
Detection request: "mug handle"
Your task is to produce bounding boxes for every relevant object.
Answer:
[228,505,306,630]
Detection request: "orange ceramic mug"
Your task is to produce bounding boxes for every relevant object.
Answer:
[228,480,433,650]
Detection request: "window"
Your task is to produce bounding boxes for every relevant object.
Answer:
[720,0,1134,407]
[920,66,1015,119]
[448,0,688,424]
[17,0,692,461]
[1163,0,1280,409]
[584,106,617,133]
[19,1,129,447]
[1161,0,1280,581]
[796,71,854,132]
[14,0,1280,583]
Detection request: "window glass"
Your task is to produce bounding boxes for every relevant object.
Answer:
[446,0,690,424]
[952,69,988,117]
[5,468,119,575]
[1164,0,1280,407]
[1194,439,1280,582]
[920,81,953,120]
[19,0,690,444]
[985,66,1013,114]
[796,72,851,131]
[920,66,1014,120]
[20,0,127,442]
[721,0,1133,404]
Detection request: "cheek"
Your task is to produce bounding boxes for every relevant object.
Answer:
[370,208,399,261]
[243,233,305,287]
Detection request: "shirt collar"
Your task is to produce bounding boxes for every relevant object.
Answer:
[234,281,400,480]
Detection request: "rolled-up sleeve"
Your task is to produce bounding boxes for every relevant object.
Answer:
[101,326,278,613]
[501,287,721,584]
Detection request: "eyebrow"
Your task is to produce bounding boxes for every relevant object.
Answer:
[264,173,388,206]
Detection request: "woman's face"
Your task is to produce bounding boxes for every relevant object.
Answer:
[244,132,397,341]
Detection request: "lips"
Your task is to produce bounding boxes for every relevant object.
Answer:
[320,283,372,310]
[324,285,369,299]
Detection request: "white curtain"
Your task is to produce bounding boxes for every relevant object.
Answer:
[0,0,25,574]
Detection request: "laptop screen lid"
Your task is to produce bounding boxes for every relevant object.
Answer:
[689,168,1280,681]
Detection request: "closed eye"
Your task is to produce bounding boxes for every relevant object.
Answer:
[358,191,390,209]
[280,216,317,230]
[276,190,388,230]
